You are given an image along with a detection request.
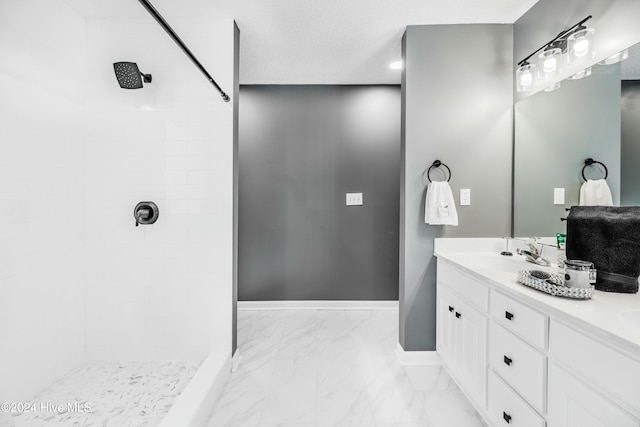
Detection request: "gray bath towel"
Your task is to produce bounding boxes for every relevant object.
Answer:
[566,206,640,293]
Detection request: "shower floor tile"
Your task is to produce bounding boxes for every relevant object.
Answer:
[207,308,487,427]
[3,360,199,427]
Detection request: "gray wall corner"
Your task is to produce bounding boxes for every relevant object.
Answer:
[399,23,514,351]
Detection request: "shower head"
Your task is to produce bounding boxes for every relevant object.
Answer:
[113,62,152,89]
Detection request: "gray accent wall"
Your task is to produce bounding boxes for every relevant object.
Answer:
[400,25,513,351]
[514,64,621,237]
[238,85,400,301]
[622,80,640,205]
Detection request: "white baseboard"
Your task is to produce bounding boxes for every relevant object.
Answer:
[395,343,443,366]
[238,300,399,310]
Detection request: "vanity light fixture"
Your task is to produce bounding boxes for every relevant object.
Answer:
[516,15,594,92]
[598,48,629,65]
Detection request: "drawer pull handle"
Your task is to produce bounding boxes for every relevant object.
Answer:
[505,311,514,321]
[503,412,512,423]
[503,355,513,366]
[448,306,454,312]
[455,312,461,319]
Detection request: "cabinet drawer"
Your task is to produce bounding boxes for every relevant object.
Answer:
[488,370,545,427]
[490,290,548,350]
[549,319,640,414]
[438,261,489,311]
[489,323,546,414]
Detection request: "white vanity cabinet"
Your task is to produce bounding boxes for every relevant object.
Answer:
[435,254,640,427]
[436,261,489,408]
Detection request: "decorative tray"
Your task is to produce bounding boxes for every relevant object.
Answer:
[517,270,594,299]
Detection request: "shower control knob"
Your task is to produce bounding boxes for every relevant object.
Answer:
[134,201,159,227]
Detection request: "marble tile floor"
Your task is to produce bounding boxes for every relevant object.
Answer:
[207,309,487,427]
[2,361,199,427]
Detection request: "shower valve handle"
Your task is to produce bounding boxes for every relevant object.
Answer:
[135,208,151,227]
[134,202,159,227]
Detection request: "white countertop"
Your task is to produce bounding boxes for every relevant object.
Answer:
[434,238,640,357]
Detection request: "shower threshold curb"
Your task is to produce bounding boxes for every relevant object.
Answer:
[158,351,230,427]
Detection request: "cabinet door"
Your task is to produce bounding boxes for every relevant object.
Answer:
[436,285,457,368]
[547,363,639,427]
[455,298,488,406]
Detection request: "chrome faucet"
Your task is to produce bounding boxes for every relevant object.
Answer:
[515,237,551,267]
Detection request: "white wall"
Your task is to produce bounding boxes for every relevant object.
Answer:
[0,0,86,401]
[83,15,234,361]
[0,1,235,403]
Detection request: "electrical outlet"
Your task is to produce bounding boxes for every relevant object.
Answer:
[346,192,363,206]
[554,188,565,205]
[460,189,471,206]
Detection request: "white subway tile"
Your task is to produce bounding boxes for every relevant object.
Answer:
[166,126,216,141]
[164,170,189,185]
[165,141,189,155]
[166,199,188,214]
[166,155,214,171]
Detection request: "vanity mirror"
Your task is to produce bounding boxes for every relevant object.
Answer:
[513,42,640,237]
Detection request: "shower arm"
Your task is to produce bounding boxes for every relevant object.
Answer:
[137,0,231,102]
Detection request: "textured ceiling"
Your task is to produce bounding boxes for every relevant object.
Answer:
[63,0,539,84]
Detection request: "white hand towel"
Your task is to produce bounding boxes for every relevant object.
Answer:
[579,179,613,206]
[425,181,458,226]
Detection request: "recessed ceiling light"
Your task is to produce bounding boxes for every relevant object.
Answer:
[389,61,403,70]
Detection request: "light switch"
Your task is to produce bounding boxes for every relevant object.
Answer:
[460,189,471,206]
[346,192,363,206]
[554,188,565,205]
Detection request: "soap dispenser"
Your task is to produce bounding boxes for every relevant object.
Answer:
[556,233,566,268]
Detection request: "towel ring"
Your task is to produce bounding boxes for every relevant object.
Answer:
[424,160,451,183]
[581,158,608,181]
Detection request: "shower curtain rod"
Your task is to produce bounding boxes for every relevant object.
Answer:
[137,0,231,102]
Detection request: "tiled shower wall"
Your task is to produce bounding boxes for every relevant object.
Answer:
[0,2,235,401]
[0,0,86,401]
[83,16,234,361]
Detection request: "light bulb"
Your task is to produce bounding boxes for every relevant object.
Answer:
[389,61,403,70]
[573,38,590,57]
[538,48,561,80]
[567,28,595,63]
[516,64,537,92]
[543,57,557,73]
